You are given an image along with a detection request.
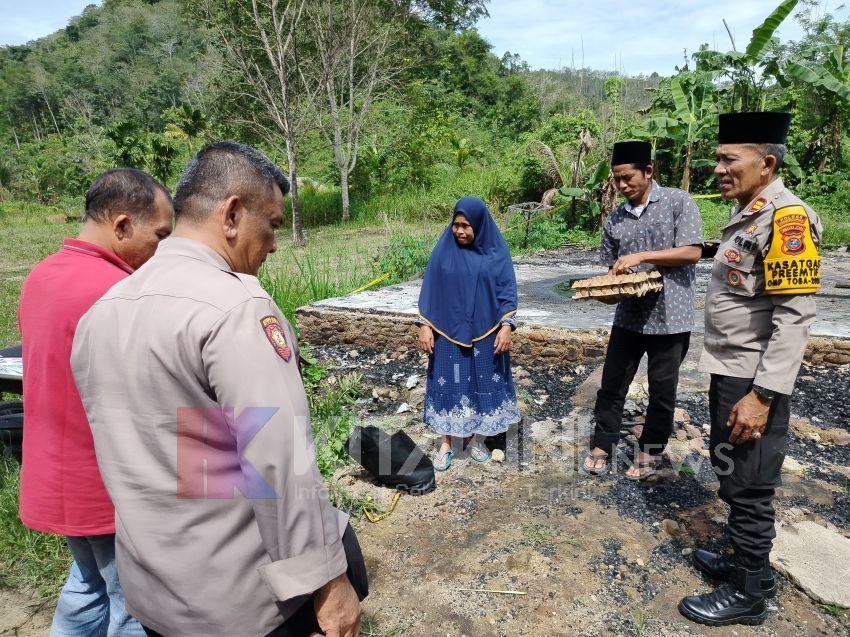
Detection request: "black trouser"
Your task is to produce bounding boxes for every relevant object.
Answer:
[143,524,368,637]
[709,375,790,566]
[592,326,691,457]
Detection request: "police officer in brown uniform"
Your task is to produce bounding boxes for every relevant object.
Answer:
[72,142,366,637]
[678,112,822,627]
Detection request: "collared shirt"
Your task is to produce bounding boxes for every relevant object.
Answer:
[18,238,133,536]
[71,237,348,637]
[599,181,704,334]
[700,179,822,394]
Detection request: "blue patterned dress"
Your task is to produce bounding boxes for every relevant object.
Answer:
[424,318,520,437]
[418,196,520,438]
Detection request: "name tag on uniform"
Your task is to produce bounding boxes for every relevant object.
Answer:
[733,235,758,252]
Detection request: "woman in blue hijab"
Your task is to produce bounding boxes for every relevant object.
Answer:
[417,197,520,470]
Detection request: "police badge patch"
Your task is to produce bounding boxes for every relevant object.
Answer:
[724,248,742,264]
[260,315,291,361]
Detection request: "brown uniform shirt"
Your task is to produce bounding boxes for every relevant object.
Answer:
[71,237,348,637]
[700,179,823,394]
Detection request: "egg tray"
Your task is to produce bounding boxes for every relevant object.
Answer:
[571,270,663,301]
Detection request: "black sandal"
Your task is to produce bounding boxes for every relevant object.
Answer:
[581,450,610,475]
[625,458,658,481]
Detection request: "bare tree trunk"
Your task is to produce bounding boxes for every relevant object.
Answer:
[340,169,351,223]
[306,0,400,224]
[600,177,617,227]
[7,115,19,149]
[42,92,60,135]
[286,143,305,245]
[30,113,42,142]
[681,142,692,192]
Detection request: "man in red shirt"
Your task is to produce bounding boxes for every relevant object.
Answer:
[18,168,173,636]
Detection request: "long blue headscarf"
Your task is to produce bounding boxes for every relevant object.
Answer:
[418,197,517,348]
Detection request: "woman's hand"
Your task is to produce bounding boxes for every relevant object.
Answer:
[418,324,434,355]
[493,325,512,355]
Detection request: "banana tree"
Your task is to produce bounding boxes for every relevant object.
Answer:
[635,72,717,191]
[785,44,850,170]
[559,159,611,229]
[670,76,718,191]
[695,0,799,111]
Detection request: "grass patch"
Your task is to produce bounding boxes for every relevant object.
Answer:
[0,199,81,347]
[521,523,555,548]
[260,219,442,325]
[359,612,404,637]
[0,456,70,598]
[821,602,848,621]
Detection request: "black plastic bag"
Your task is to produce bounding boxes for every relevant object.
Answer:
[345,425,436,495]
[0,400,23,462]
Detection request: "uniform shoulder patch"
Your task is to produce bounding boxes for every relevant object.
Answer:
[260,315,291,361]
[726,269,743,286]
[723,248,742,264]
[748,197,768,214]
[763,205,821,295]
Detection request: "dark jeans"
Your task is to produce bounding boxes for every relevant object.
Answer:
[709,375,790,566]
[143,524,368,637]
[592,326,691,457]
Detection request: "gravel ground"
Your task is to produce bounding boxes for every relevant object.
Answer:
[312,343,850,636]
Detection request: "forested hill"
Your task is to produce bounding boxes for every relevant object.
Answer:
[1,0,848,247]
[0,0,655,205]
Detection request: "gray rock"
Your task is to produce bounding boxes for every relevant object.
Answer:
[684,424,703,439]
[770,520,850,607]
[408,387,426,408]
[570,364,603,408]
[782,456,805,474]
[661,519,680,537]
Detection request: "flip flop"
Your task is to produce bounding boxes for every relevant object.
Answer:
[469,442,491,463]
[625,458,658,481]
[581,450,610,476]
[433,449,453,471]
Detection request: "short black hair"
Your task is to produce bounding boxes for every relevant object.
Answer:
[84,168,172,223]
[173,141,290,222]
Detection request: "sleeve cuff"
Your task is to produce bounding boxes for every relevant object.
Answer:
[258,540,348,601]
[501,317,517,331]
[752,374,793,397]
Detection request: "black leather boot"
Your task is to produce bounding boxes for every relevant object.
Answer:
[678,563,769,627]
[693,549,777,597]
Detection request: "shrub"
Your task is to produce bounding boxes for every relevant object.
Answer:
[377,234,435,283]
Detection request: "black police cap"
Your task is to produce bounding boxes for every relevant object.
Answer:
[718,111,791,144]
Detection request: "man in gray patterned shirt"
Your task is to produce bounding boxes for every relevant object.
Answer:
[583,140,703,479]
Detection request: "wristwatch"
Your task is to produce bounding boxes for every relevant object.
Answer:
[752,385,778,402]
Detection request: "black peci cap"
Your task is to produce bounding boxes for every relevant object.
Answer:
[718,111,791,144]
[610,140,652,166]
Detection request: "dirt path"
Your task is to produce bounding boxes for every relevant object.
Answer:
[0,588,52,636]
